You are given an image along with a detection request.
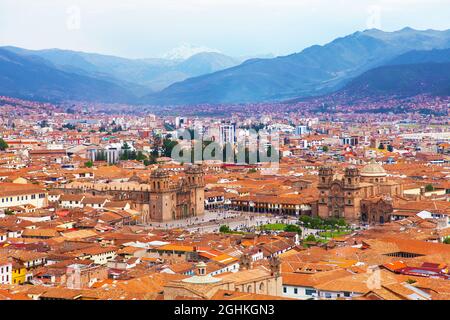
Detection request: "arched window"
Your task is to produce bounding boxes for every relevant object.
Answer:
[259,282,265,292]
[247,285,253,293]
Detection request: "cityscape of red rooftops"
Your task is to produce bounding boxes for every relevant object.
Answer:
[0,0,449,305]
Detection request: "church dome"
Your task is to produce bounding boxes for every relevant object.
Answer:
[361,159,387,177]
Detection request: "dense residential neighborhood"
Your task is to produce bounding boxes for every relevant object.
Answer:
[0,94,448,300]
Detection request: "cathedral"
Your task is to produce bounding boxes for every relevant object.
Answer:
[317,160,403,224]
[57,165,205,223]
[147,165,205,222]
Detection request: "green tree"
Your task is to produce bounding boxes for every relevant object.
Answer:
[0,138,8,151]
[305,234,317,242]
[112,125,123,133]
[162,139,179,158]
[144,157,156,166]
[322,145,329,152]
[219,225,231,233]
[443,237,450,244]
[84,160,93,168]
[120,142,132,160]
[62,123,76,130]
[378,143,385,150]
[284,224,302,235]
[425,184,434,192]
[136,151,147,161]
[387,145,394,152]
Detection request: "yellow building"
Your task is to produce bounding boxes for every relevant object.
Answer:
[12,262,27,284]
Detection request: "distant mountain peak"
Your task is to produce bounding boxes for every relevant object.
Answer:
[161,44,221,60]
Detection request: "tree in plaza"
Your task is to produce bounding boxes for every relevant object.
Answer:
[219,225,231,233]
[84,160,93,168]
[425,184,434,192]
[0,138,8,151]
[284,224,302,235]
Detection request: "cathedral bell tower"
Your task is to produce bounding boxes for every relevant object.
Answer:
[343,166,361,221]
[344,166,360,189]
[150,169,170,192]
[185,164,205,188]
[318,166,334,187]
[318,166,334,218]
[185,164,205,217]
[148,169,174,222]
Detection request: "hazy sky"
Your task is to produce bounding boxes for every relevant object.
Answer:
[1,0,450,59]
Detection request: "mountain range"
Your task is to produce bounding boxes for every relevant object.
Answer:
[339,48,450,98]
[144,28,450,104]
[1,27,450,105]
[3,46,244,94]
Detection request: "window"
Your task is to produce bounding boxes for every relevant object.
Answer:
[344,292,351,297]
[259,282,265,292]
[305,289,316,296]
[283,287,287,293]
[294,288,298,294]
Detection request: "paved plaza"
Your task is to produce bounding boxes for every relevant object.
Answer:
[144,209,321,236]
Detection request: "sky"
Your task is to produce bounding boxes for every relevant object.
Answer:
[1,0,450,59]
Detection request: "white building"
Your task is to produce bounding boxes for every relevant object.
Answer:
[0,183,48,210]
[0,258,12,285]
[295,125,309,136]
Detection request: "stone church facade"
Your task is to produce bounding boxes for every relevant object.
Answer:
[56,165,205,223]
[317,160,403,224]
